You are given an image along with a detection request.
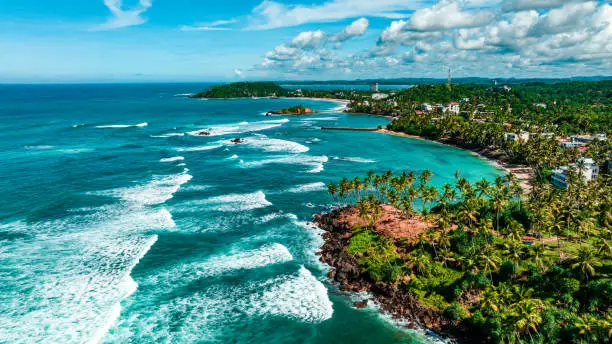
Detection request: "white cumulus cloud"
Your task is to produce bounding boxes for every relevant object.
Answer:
[92,0,153,31]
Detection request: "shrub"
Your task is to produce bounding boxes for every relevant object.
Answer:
[348,229,401,283]
[498,260,518,281]
[445,302,467,322]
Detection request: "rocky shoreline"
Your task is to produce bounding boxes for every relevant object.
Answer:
[314,207,474,343]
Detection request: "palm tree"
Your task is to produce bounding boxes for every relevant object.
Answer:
[475,178,491,198]
[571,246,602,281]
[509,299,544,343]
[491,191,509,230]
[574,314,601,344]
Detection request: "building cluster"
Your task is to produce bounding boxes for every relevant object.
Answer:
[420,102,460,115]
[557,133,607,150]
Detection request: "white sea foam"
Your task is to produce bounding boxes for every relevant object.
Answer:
[300,117,339,121]
[176,144,223,152]
[180,191,271,212]
[333,156,377,163]
[286,182,327,193]
[186,119,289,137]
[0,162,193,343]
[160,156,185,163]
[258,212,298,224]
[248,266,333,323]
[96,122,148,129]
[144,243,293,287]
[151,133,185,138]
[92,172,192,206]
[237,136,309,154]
[240,155,328,173]
[104,265,329,342]
[24,145,54,150]
[226,154,239,160]
[180,184,211,192]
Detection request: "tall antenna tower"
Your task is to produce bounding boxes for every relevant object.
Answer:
[447,67,452,89]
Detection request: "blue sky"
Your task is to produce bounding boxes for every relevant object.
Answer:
[1,0,611,82]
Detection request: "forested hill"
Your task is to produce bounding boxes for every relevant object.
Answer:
[191,82,286,98]
[392,80,612,106]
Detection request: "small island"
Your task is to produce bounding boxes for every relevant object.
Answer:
[266,105,316,116]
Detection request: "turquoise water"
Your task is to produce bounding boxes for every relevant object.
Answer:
[0,84,500,343]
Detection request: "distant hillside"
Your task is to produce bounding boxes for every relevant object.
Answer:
[279,76,612,86]
[191,82,285,98]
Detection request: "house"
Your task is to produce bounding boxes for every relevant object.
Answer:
[372,93,389,100]
[447,102,460,115]
[386,99,398,107]
[461,97,470,103]
[421,103,433,112]
[504,132,530,142]
[370,83,379,92]
[503,85,512,92]
[415,110,424,116]
[551,157,599,188]
[436,104,446,112]
[533,103,547,109]
[530,132,555,140]
[572,133,607,143]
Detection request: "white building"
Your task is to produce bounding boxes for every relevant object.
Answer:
[504,132,530,142]
[421,103,433,112]
[572,133,607,143]
[370,83,379,92]
[551,158,599,188]
[447,102,460,114]
[372,93,389,100]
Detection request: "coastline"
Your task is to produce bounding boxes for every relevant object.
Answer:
[313,208,466,343]
[376,129,533,193]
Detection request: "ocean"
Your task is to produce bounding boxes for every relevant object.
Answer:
[0,84,501,343]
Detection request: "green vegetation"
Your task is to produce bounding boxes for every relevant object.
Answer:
[327,168,611,343]
[348,228,402,283]
[191,81,368,100]
[352,82,612,135]
[191,82,284,98]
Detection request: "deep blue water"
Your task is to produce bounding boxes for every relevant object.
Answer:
[0,84,500,343]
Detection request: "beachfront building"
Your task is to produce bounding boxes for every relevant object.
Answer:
[372,93,389,100]
[370,83,379,92]
[447,102,460,114]
[551,158,599,188]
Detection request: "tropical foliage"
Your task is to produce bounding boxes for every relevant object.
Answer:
[328,168,611,343]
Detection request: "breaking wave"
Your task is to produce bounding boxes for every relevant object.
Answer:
[333,156,377,163]
[179,191,272,212]
[95,122,148,129]
[240,155,328,173]
[286,182,327,193]
[237,136,309,154]
[160,156,185,163]
[186,119,289,137]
